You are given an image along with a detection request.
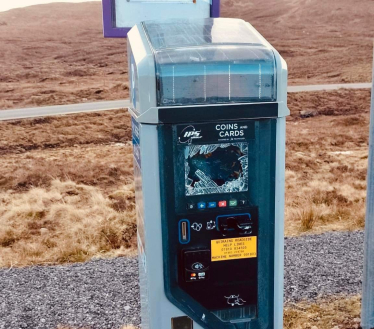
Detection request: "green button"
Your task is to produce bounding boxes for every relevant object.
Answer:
[229,199,237,207]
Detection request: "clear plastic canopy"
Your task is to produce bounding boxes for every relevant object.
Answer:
[142,18,277,106]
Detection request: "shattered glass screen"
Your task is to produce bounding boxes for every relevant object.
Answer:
[185,143,248,196]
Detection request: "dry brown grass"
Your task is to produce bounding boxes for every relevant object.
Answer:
[285,104,369,235]
[288,89,371,119]
[0,111,138,267]
[0,112,138,267]
[284,89,371,236]
[0,2,129,109]
[0,180,136,267]
[0,89,371,267]
[0,110,131,156]
[284,295,362,329]
[0,143,134,193]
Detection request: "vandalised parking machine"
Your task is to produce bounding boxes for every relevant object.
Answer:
[128,18,288,329]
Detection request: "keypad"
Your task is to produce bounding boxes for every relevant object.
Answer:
[187,199,247,210]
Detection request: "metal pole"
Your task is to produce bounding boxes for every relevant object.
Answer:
[361,46,374,329]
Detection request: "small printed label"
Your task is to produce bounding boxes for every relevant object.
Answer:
[131,117,141,169]
[211,237,257,262]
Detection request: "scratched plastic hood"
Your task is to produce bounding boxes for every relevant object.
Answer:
[143,18,277,106]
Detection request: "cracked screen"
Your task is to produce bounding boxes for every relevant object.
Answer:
[185,143,248,196]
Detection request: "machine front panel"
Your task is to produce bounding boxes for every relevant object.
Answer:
[159,116,277,329]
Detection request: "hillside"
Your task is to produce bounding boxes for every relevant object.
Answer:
[0,0,373,267]
[224,0,374,85]
[0,0,373,109]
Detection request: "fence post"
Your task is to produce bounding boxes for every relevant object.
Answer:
[361,47,374,329]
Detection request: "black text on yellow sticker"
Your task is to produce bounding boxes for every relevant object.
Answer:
[211,237,257,262]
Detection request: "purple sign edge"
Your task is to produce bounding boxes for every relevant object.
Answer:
[102,0,221,38]
[102,0,130,38]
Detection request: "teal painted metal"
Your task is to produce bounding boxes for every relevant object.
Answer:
[158,119,277,329]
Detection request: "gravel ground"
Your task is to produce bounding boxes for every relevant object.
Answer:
[284,230,363,302]
[0,258,140,329]
[0,230,364,329]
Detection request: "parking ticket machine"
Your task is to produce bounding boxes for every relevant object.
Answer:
[127,18,289,329]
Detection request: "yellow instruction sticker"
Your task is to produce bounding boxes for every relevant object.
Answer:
[211,237,257,262]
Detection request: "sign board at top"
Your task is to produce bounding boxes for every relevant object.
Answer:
[102,0,220,38]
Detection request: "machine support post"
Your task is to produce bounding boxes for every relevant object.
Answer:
[361,46,374,329]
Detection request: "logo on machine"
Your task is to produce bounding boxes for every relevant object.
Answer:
[225,295,246,307]
[178,125,202,144]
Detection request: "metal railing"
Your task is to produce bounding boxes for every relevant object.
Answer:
[361,49,374,329]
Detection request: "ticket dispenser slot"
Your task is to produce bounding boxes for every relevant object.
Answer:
[217,214,253,236]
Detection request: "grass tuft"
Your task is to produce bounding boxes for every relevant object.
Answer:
[0,179,136,267]
[284,295,361,329]
[299,207,320,231]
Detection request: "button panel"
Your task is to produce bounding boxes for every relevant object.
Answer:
[187,199,248,211]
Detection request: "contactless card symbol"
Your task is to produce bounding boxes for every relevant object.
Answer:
[179,125,202,144]
[191,223,202,231]
[225,295,246,306]
[192,262,204,270]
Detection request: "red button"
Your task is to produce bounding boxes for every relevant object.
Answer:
[218,201,227,207]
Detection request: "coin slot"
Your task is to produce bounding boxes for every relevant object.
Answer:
[179,219,190,244]
[182,222,187,240]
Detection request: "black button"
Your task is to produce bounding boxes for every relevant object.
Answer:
[187,203,195,210]
[239,200,248,206]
